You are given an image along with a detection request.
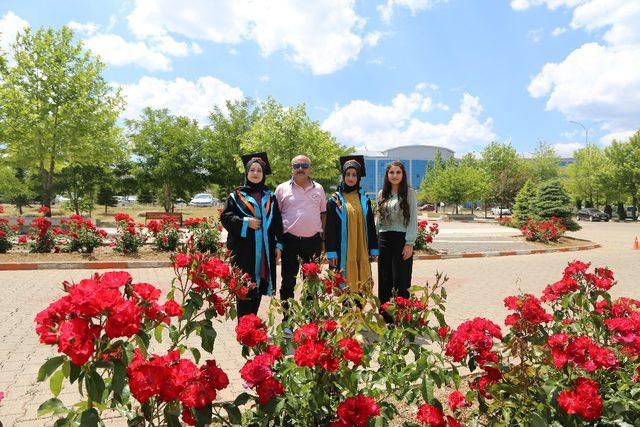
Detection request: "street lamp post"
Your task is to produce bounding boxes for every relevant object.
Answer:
[569,120,592,145]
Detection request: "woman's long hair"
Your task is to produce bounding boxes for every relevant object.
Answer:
[377,161,410,226]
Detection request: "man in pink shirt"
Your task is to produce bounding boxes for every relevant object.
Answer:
[275,155,326,324]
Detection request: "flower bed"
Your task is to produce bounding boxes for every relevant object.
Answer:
[32,244,639,425]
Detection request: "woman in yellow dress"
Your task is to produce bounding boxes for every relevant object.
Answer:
[325,156,378,292]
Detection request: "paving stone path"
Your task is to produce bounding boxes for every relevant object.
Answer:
[1,221,638,426]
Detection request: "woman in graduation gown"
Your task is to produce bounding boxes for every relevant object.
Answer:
[325,156,378,292]
[220,152,283,317]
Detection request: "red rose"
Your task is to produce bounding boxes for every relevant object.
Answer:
[35,296,72,345]
[317,343,339,372]
[236,314,269,347]
[557,377,602,421]
[182,407,196,426]
[240,355,274,387]
[201,360,229,391]
[105,299,142,339]
[335,395,380,427]
[294,340,324,368]
[339,338,363,365]
[68,279,122,317]
[132,283,161,301]
[101,271,132,288]
[323,320,338,332]
[447,390,467,412]
[293,322,319,344]
[417,403,445,426]
[18,235,28,244]
[256,377,284,405]
[301,262,321,277]
[175,253,192,268]
[437,326,450,338]
[265,344,283,360]
[163,300,183,317]
[57,318,99,366]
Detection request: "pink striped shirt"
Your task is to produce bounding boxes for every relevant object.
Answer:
[275,179,326,237]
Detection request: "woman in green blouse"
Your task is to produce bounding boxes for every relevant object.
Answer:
[376,161,418,323]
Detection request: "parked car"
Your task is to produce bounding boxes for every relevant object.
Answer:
[114,195,131,207]
[576,208,609,222]
[626,206,638,219]
[491,207,511,216]
[419,203,435,211]
[174,198,187,207]
[126,195,138,204]
[52,194,70,205]
[189,193,217,207]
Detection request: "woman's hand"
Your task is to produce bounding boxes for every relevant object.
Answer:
[370,256,378,262]
[275,248,282,264]
[248,218,262,229]
[402,245,414,260]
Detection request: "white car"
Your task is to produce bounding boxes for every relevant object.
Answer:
[189,193,217,207]
[52,195,70,205]
[491,207,511,216]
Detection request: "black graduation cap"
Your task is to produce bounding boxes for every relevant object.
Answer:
[240,152,272,175]
[339,155,366,177]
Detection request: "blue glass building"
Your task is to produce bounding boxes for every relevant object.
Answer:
[355,145,455,197]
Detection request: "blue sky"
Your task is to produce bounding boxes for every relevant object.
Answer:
[1,0,638,157]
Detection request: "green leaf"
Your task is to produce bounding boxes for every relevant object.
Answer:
[528,413,549,427]
[190,347,201,364]
[169,325,179,342]
[421,376,434,403]
[223,402,242,425]
[49,369,64,397]
[164,404,182,427]
[62,360,70,378]
[193,404,212,426]
[200,320,216,353]
[233,392,252,407]
[112,360,126,400]
[154,324,164,343]
[37,398,66,416]
[86,370,105,403]
[189,291,204,309]
[135,332,150,355]
[69,361,82,384]
[37,356,65,382]
[80,408,100,427]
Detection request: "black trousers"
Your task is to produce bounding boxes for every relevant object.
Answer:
[280,232,322,320]
[378,231,413,322]
[237,283,262,319]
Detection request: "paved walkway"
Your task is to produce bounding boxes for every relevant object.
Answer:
[0,221,638,426]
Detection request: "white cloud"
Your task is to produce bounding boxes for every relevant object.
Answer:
[600,129,634,144]
[0,11,29,55]
[552,26,567,36]
[437,102,450,111]
[521,0,640,138]
[415,82,439,91]
[377,0,449,22]
[126,0,369,75]
[528,28,544,42]
[364,31,383,47]
[117,76,244,123]
[259,74,270,82]
[551,142,584,157]
[84,34,172,71]
[322,90,495,152]
[68,20,100,36]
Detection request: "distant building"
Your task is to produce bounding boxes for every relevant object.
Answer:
[355,145,455,197]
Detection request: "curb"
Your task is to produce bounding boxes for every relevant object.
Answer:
[413,242,602,261]
[0,242,602,271]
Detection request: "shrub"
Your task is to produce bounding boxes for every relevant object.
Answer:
[28,217,56,253]
[147,215,181,252]
[184,217,222,254]
[58,215,107,253]
[521,216,567,242]
[112,213,146,254]
[533,179,580,231]
[33,246,254,425]
[0,217,18,253]
[414,220,439,250]
[512,179,538,225]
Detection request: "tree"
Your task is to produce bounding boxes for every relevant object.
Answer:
[203,98,262,196]
[566,144,610,208]
[427,159,489,214]
[532,179,580,231]
[528,141,561,183]
[419,150,446,206]
[56,164,103,215]
[97,186,117,214]
[480,142,528,212]
[127,108,208,213]
[512,180,538,225]
[241,97,351,188]
[605,130,640,215]
[0,165,35,214]
[0,26,125,214]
